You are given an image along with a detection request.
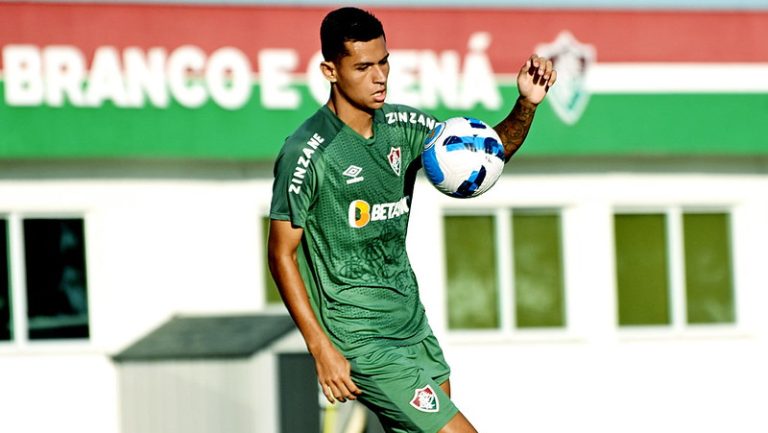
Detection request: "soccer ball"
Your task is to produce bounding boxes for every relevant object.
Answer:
[422,116,505,198]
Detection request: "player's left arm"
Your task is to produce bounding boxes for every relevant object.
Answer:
[494,54,557,162]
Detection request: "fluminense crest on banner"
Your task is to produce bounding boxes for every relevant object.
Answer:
[536,31,596,125]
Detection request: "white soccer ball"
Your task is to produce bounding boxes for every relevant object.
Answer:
[421,116,505,198]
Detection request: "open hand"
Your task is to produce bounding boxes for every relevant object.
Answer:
[517,54,557,105]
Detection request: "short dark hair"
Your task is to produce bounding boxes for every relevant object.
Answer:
[320,7,385,62]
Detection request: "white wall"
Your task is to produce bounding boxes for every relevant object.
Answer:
[0,351,119,433]
[410,173,768,433]
[119,357,271,433]
[1,170,767,433]
[0,177,274,433]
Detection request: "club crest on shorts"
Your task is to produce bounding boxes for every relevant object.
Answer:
[388,147,402,176]
[410,384,439,413]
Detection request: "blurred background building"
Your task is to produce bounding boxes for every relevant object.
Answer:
[1,1,767,432]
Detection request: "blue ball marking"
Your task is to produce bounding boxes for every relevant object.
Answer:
[452,166,487,198]
[421,144,445,184]
[444,135,504,161]
[444,135,469,152]
[484,137,505,160]
[464,117,488,129]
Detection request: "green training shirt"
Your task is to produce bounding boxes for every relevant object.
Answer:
[270,103,437,358]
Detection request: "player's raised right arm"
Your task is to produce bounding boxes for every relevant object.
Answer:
[267,219,362,403]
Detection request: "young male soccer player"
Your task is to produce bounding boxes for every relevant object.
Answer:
[268,7,555,433]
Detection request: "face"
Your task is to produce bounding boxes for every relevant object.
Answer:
[324,36,389,112]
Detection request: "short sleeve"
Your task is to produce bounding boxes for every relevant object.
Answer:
[401,106,438,167]
[269,141,318,228]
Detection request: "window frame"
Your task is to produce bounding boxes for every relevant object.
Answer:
[442,206,572,341]
[612,205,738,335]
[0,212,92,348]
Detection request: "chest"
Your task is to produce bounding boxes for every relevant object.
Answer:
[322,129,413,201]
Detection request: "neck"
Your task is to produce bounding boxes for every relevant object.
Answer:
[327,94,375,139]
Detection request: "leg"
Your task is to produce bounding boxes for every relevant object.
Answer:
[439,379,451,397]
[350,351,459,433]
[437,380,478,433]
[438,411,478,433]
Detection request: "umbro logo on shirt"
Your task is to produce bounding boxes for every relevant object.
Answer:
[343,165,364,184]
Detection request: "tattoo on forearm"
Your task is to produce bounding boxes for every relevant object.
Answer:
[496,100,536,161]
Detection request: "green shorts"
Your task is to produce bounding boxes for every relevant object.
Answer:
[349,334,459,433]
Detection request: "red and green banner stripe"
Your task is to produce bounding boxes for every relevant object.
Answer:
[1,3,767,159]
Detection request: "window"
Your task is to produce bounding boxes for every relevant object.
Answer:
[445,214,499,329]
[512,211,565,328]
[1,219,10,341]
[682,213,735,324]
[614,214,670,325]
[614,210,734,327]
[1,216,90,342]
[24,219,89,339]
[444,209,565,331]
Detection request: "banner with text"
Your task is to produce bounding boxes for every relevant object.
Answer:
[1,3,767,159]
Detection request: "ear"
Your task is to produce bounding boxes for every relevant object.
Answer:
[320,60,337,84]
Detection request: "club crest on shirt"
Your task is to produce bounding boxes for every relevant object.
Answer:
[410,384,439,413]
[388,147,402,176]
